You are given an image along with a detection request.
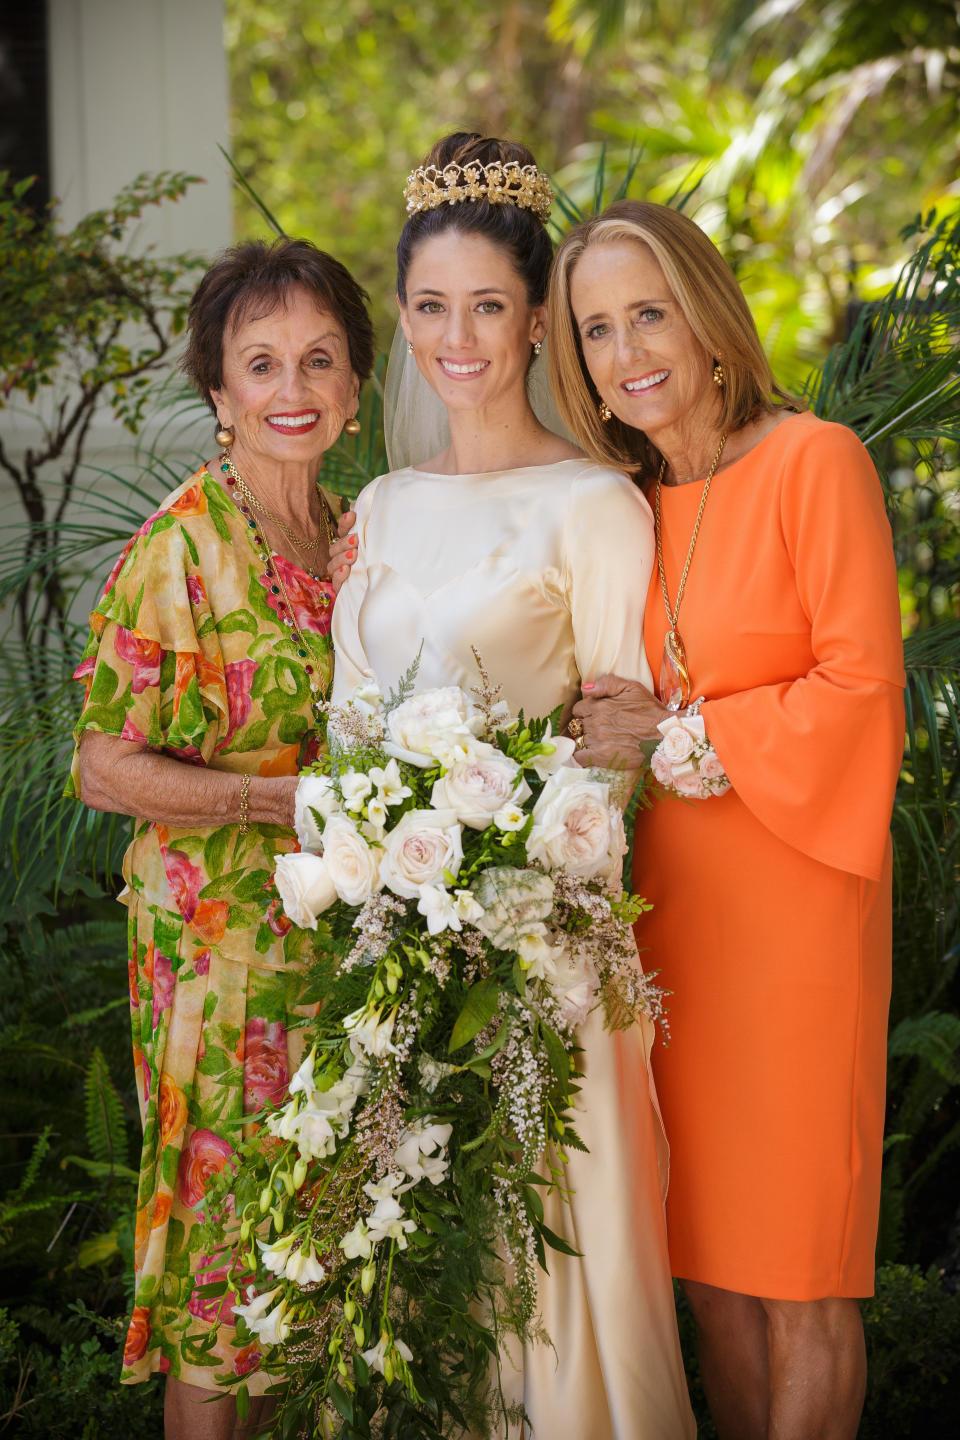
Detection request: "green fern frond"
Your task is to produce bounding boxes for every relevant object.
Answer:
[83,1048,128,1170]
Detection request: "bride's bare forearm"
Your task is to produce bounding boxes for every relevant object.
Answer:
[77,732,297,829]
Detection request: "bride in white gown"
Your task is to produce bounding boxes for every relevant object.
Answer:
[331,131,695,1440]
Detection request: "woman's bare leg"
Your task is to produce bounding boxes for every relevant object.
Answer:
[164,1376,276,1440]
[682,1280,769,1440]
[761,1296,866,1440]
[682,1282,867,1440]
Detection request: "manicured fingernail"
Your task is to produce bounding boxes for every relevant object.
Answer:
[582,682,594,691]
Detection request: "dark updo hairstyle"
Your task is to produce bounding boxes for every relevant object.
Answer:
[396,132,553,308]
[182,237,376,417]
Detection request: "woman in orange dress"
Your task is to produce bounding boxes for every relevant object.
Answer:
[547,202,905,1440]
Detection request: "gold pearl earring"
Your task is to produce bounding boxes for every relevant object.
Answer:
[215,424,234,447]
[598,401,612,423]
[343,416,361,436]
[532,340,543,357]
[712,359,725,389]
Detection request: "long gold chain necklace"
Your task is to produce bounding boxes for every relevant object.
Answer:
[218,452,333,718]
[654,432,727,712]
[220,453,333,578]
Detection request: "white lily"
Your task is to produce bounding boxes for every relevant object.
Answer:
[369,759,412,807]
[343,1003,398,1059]
[362,1331,413,1377]
[366,1195,417,1248]
[528,722,577,779]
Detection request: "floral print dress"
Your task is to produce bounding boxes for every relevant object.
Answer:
[68,465,337,1392]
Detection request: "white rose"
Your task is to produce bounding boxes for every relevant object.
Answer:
[352,681,384,717]
[674,768,707,798]
[548,945,599,1028]
[650,747,675,787]
[384,686,485,767]
[273,852,338,929]
[321,813,383,905]
[379,808,464,900]
[527,768,625,881]
[656,714,705,766]
[528,721,577,779]
[431,752,530,829]
[699,749,727,782]
[294,774,341,853]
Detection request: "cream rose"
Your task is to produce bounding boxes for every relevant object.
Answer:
[699,750,728,784]
[527,768,625,882]
[431,753,530,830]
[650,748,675,787]
[294,774,341,853]
[321,814,383,905]
[273,852,337,929]
[384,687,485,768]
[656,714,704,765]
[379,808,464,899]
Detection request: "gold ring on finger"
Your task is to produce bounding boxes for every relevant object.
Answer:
[566,717,584,739]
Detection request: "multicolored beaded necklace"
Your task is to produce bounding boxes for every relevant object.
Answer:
[217,451,334,718]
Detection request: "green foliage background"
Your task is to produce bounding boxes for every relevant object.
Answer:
[0,1,958,1434]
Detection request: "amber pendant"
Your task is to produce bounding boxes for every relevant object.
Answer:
[660,628,691,712]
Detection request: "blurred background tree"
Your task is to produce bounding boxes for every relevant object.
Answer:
[227,0,959,379]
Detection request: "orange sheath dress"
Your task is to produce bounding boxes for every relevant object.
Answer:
[634,413,905,1300]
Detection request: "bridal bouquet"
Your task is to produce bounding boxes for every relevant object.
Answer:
[192,664,661,1437]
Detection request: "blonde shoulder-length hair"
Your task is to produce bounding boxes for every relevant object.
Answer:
[547,200,800,480]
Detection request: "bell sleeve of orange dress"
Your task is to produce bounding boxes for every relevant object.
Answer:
[699,421,905,882]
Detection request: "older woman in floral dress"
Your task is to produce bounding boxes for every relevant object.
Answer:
[70,238,373,1440]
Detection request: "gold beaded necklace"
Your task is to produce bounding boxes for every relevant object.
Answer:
[220,453,334,578]
[654,432,727,712]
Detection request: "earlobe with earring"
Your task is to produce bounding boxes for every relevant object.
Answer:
[532,340,543,357]
[215,424,234,447]
[343,416,361,436]
[598,400,612,423]
[407,341,415,355]
[712,358,725,389]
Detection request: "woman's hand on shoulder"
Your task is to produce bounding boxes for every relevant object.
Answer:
[572,673,669,770]
[327,511,357,595]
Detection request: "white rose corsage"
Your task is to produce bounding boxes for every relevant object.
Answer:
[651,713,730,799]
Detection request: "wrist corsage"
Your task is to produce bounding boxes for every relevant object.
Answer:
[651,713,731,799]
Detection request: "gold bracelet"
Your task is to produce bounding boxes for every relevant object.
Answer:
[238,773,251,835]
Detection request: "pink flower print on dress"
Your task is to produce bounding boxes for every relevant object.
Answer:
[266,896,293,938]
[186,575,208,608]
[151,951,176,1031]
[160,843,202,923]
[224,659,257,744]
[233,1342,262,1376]
[177,1128,233,1208]
[73,653,95,701]
[121,715,148,743]
[113,625,163,694]
[258,555,334,637]
[187,1253,237,1323]
[194,948,211,976]
[242,1018,290,1112]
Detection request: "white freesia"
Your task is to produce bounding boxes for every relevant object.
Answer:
[431,753,531,829]
[516,927,566,980]
[321,813,383,905]
[340,771,374,812]
[528,722,577,779]
[384,686,485,767]
[493,802,526,831]
[339,1220,373,1260]
[288,1047,317,1101]
[366,796,389,835]
[233,1286,284,1339]
[527,767,626,882]
[273,852,337,930]
[294,773,341,852]
[343,1002,398,1058]
[394,1118,453,1186]
[379,809,464,900]
[369,759,412,807]
[233,1287,291,1347]
[416,883,484,935]
[366,1194,417,1247]
[363,1173,405,1204]
[362,1332,413,1377]
[285,1243,328,1286]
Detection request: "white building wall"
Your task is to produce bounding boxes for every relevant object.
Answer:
[1,0,232,641]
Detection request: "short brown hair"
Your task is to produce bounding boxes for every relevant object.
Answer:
[182,238,375,415]
[548,201,799,479]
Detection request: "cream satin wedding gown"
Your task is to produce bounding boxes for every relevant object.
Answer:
[332,457,696,1439]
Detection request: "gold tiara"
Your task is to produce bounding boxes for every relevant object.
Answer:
[403,161,553,222]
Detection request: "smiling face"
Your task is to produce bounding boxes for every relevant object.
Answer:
[210,285,359,474]
[399,230,545,417]
[568,239,717,452]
